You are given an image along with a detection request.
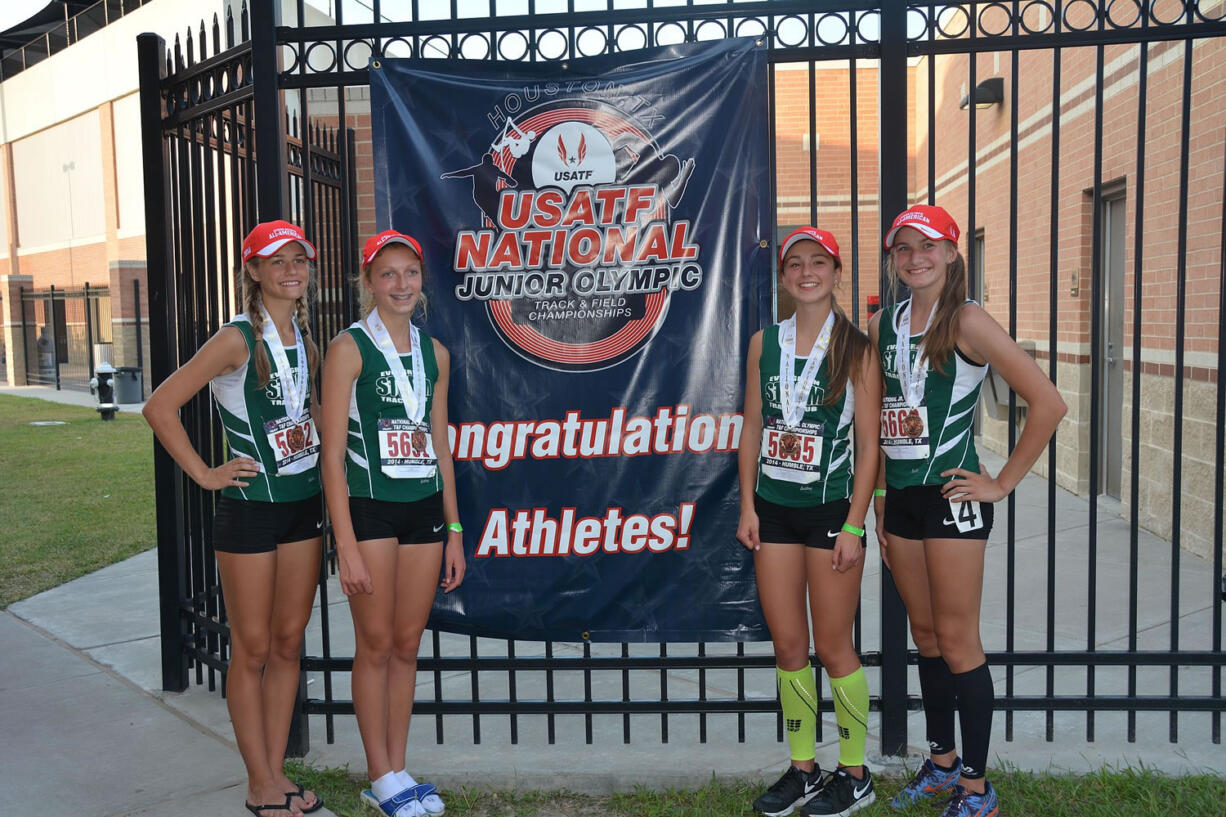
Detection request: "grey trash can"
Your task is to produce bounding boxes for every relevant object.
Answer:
[114,366,144,403]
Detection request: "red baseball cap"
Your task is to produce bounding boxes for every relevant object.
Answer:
[884,205,960,249]
[241,220,317,262]
[779,226,841,265]
[362,230,424,267]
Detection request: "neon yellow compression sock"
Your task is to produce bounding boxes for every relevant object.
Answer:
[777,664,818,762]
[829,666,869,768]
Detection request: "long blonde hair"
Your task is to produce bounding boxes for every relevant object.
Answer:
[239,259,321,387]
[358,245,428,319]
[885,244,968,374]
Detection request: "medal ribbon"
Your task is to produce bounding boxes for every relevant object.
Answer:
[365,307,426,423]
[778,310,836,428]
[894,297,939,409]
[258,302,308,422]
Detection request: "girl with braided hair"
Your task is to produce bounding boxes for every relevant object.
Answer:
[144,221,325,817]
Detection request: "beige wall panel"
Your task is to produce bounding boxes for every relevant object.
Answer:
[12,110,105,248]
[112,92,144,234]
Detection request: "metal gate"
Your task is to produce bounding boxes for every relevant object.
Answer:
[140,1,1226,757]
[19,283,112,391]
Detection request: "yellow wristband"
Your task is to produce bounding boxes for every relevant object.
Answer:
[842,522,865,537]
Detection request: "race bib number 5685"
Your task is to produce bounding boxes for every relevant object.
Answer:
[760,417,823,485]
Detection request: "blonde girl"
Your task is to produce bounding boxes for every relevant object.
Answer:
[320,230,465,817]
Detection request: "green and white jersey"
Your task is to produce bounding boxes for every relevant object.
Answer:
[755,322,856,507]
[877,300,987,488]
[344,321,442,502]
[209,317,321,503]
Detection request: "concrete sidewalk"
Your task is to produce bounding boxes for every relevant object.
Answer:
[2,384,1223,817]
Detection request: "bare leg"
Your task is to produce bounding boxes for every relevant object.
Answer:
[385,541,444,772]
[216,551,296,816]
[347,537,401,779]
[263,536,323,811]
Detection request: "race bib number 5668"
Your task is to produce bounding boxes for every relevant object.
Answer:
[880,395,929,460]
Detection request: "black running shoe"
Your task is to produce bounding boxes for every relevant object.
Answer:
[753,765,824,817]
[800,767,876,817]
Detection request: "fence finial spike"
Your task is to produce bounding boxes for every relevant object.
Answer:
[240,0,250,42]
[173,33,183,71]
[212,13,220,57]
[225,5,235,49]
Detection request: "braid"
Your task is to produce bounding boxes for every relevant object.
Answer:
[241,264,272,388]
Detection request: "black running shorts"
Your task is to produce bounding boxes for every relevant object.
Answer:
[349,492,445,545]
[753,495,862,550]
[883,483,994,541]
[212,494,323,554]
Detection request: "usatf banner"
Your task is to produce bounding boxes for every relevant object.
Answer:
[370,39,771,641]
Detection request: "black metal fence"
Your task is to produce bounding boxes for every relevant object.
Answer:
[19,283,111,392]
[140,0,1226,758]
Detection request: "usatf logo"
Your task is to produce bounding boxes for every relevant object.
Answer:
[442,95,699,372]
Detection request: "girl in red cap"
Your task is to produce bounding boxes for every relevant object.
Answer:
[144,220,325,817]
[320,230,465,817]
[738,227,882,817]
[872,205,1066,817]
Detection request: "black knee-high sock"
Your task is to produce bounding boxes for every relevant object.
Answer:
[917,655,958,757]
[953,663,994,779]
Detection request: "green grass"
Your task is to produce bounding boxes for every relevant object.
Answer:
[285,762,1226,817]
[0,394,155,607]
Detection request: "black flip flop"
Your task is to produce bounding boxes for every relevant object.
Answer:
[245,796,294,817]
[286,782,324,814]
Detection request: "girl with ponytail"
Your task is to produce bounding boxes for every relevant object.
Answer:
[871,205,1066,817]
[320,230,464,817]
[144,220,325,817]
[738,227,882,817]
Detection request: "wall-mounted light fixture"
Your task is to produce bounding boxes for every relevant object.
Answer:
[960,77,1004,110]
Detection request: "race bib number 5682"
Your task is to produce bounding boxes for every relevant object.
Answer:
[264,416,319,476]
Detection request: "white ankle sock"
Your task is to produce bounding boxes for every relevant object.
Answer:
[395,769,417,788]
[371,770,401,801]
